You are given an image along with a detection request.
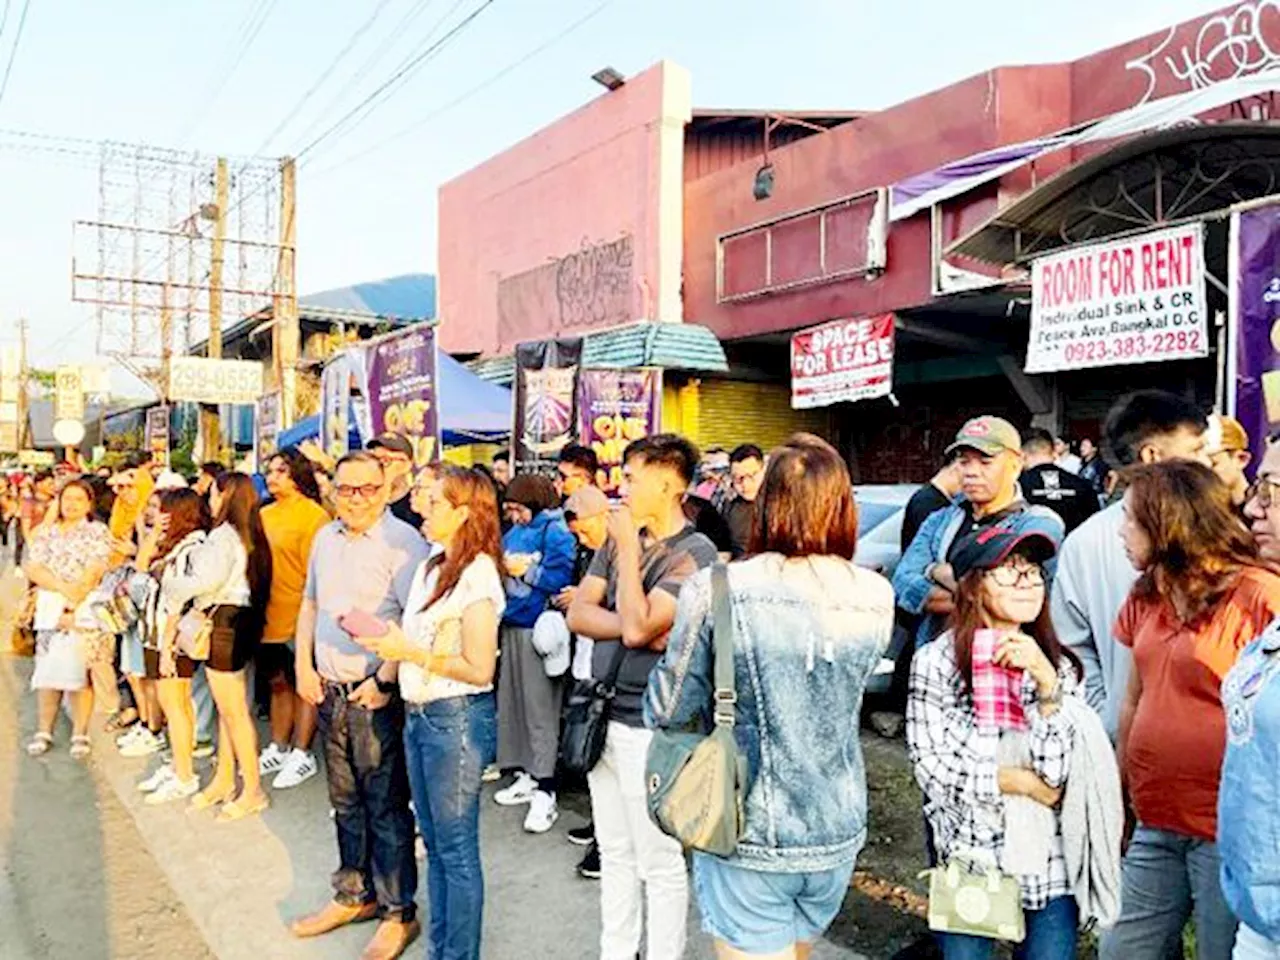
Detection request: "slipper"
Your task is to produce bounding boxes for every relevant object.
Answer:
[26,732,53,757]
[217,794,270,823]
[189,785,237,812]
[69,736,92,760]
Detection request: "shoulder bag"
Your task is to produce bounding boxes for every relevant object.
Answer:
[921,852,1025,943]
[560,641,628,776]
[644,563,748,858]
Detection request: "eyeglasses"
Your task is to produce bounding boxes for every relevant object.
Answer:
[335,483,382,500]
[985,564,1046,588]
[1247,477,1280,509]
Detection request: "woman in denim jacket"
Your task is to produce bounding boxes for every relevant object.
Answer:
[645,434,894,959]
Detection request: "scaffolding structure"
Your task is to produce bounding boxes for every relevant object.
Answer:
[70,142,288,399]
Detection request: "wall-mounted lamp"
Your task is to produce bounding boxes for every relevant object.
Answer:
[591,67,626,91]
[753,163,775,201]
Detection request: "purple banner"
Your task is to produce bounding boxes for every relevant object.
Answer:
[577,368,662,495]
[1232,206,1280,470]
[363,326,440,469]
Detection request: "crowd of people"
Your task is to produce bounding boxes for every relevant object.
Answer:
[12,388,1280,960]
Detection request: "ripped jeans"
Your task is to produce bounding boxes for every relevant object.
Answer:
[404,692,497,960]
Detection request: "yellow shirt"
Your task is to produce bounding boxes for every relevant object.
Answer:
[261,493,331,642]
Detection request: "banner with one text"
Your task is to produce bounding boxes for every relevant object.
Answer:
[577,368,662,494]
[513,337,582,477]
[1229,204,1280,472]
[320,354,352,461]
[362,326,441,469]
[1027,223,1208,373]
[790,314,894,410]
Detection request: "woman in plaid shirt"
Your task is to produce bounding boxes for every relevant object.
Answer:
[907,513,1084,959]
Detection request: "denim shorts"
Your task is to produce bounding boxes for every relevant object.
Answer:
[692,852,854,954]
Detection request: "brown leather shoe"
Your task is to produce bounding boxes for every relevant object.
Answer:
[290,900,378,938]
[359,918,422,960]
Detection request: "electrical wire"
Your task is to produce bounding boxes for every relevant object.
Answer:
[0,0,32,112]
[0,2,12,49]
[313,0,620,178]
[176,0,278,146]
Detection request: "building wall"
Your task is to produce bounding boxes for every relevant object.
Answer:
[437,61,692,357]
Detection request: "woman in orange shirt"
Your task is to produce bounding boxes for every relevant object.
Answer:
[1101,461,1280,960]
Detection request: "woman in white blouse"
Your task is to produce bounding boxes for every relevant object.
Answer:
[355,465,505,960]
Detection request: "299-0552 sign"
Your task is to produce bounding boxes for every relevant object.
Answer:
[1026,223,1208,373]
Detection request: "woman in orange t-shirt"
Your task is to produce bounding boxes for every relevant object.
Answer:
[1101,461,1280,960]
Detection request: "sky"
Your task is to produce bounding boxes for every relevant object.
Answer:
[0,0,1230,396]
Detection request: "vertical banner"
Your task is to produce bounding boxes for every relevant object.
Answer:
[145,406,170,467]
[0,345,20,404]
[1230,204,1280,469]
[513,337,582,477]
[256,392,281,468]
[362,326,441,469]
[320,353,352,461]
[577,369,662,494]
[54,365,85,423]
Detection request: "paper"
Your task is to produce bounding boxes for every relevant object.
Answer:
[33,590,66,632]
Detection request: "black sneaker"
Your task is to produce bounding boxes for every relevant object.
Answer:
[576,842,601,880]
[567,824,595,847]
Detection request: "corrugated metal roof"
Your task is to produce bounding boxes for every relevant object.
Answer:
[465,322,728,386]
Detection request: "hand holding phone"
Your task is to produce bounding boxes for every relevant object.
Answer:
[340,609,389,643]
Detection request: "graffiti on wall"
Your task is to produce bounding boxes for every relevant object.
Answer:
[497,235,636,346]
[1126,2,1280,105]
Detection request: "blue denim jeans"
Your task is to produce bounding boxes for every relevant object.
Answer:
[317,685,417,922]
[1100,826,1238,960]
[404,692,497,960]
[940,896,1078,959]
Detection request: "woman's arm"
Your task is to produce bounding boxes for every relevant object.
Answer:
[162,530,234,612]
[1115,666,1143,793]
[23,560,69,595]
[426,598,499,687]
[523,522,577,597]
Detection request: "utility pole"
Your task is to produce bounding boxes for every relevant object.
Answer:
[17,317,28,451]
[202,157,228,463]
[274,156,299,428]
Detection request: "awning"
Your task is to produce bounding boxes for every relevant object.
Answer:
[890,70,1280,223]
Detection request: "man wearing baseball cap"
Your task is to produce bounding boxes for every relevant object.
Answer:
[893,415,1065,648]
[1205,413,1252,507]
[366,434,422,529]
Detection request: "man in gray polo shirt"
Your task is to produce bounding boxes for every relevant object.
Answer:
[290,452,429,960]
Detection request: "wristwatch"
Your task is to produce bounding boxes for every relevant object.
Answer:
[1037,680,1064,706]
[374,676,398,695]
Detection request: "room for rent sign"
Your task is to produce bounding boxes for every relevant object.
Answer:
[1027,223,1208,373]
[790,314,894,410]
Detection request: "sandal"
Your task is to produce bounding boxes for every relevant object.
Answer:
[104,710,138,733]
[217,794,270,823]
[189,784,237,812]
[70,735,92,760]
[26,732,53,756]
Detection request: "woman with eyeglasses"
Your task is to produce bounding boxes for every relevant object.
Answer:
[907,512,1086,959]
[1100,461,1280,960]
[352,465,505,960]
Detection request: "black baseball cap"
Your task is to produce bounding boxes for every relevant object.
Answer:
[949,512,1061,582]
[366,434,414,459]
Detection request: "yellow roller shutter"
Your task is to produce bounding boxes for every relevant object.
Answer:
[694,379,832,452]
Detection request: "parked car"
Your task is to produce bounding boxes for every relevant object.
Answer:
[853,483,920,702]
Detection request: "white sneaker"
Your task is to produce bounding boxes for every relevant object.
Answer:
[258,742,288,775]
[137,763,174,794]
[116,724,147,749]
[494,772,537,807]
[481,764,501,783]
[524,791,559,834]
[144,775,199,805]
[272,749,318,790]
[120,728,164,758]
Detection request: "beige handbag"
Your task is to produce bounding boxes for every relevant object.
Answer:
[921,853,1025,943]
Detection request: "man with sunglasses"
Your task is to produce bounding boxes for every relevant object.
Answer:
[291,451,429,960]
[1245,440,1280,561]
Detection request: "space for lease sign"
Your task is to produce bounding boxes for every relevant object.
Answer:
[791,314,894,409]
[1027,223,1208,373]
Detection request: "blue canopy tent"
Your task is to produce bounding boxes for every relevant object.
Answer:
[277,350,511,450]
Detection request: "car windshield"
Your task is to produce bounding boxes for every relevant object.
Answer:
[857,501,900,536]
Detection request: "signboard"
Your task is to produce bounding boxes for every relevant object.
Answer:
[0,345,20,404]
[1229,203,1280,470]
[513,337,582,477]
[256,392,281,467]
[18,449,54,467]
[790,314,895,410]
[168,356,264,405]
[320,354,352,460]
[145,406,170,467]
[577,369,662,494]
[0,400,18,454]
[1027,223,1208,373]
[363,326,440,469]
[54,365,84,423]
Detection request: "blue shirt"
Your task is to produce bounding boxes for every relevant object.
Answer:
[1220,623,1280,942]
[303,511,430,683]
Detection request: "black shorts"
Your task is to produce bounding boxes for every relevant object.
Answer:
[206,606,258,674]
[144,647,196,680]
[256,640,296,687]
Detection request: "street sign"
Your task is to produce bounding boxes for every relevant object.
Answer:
[169,356,264,405]
[54,365,85,423]
[145,406,171,467]
[52,419,85,447]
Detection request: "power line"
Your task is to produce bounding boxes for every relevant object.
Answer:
[0,0,32,112]
[0,3,12,47]
[251,0,398,156]
[314,0,620,178]
[294,0,496,163]
[177,0,278,146]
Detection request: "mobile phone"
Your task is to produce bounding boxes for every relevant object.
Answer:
[971,629,1026,731]
[339,609,389,639]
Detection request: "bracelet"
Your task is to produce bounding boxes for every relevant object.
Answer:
[1037,680,1064,706]
[374,675,398,695]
